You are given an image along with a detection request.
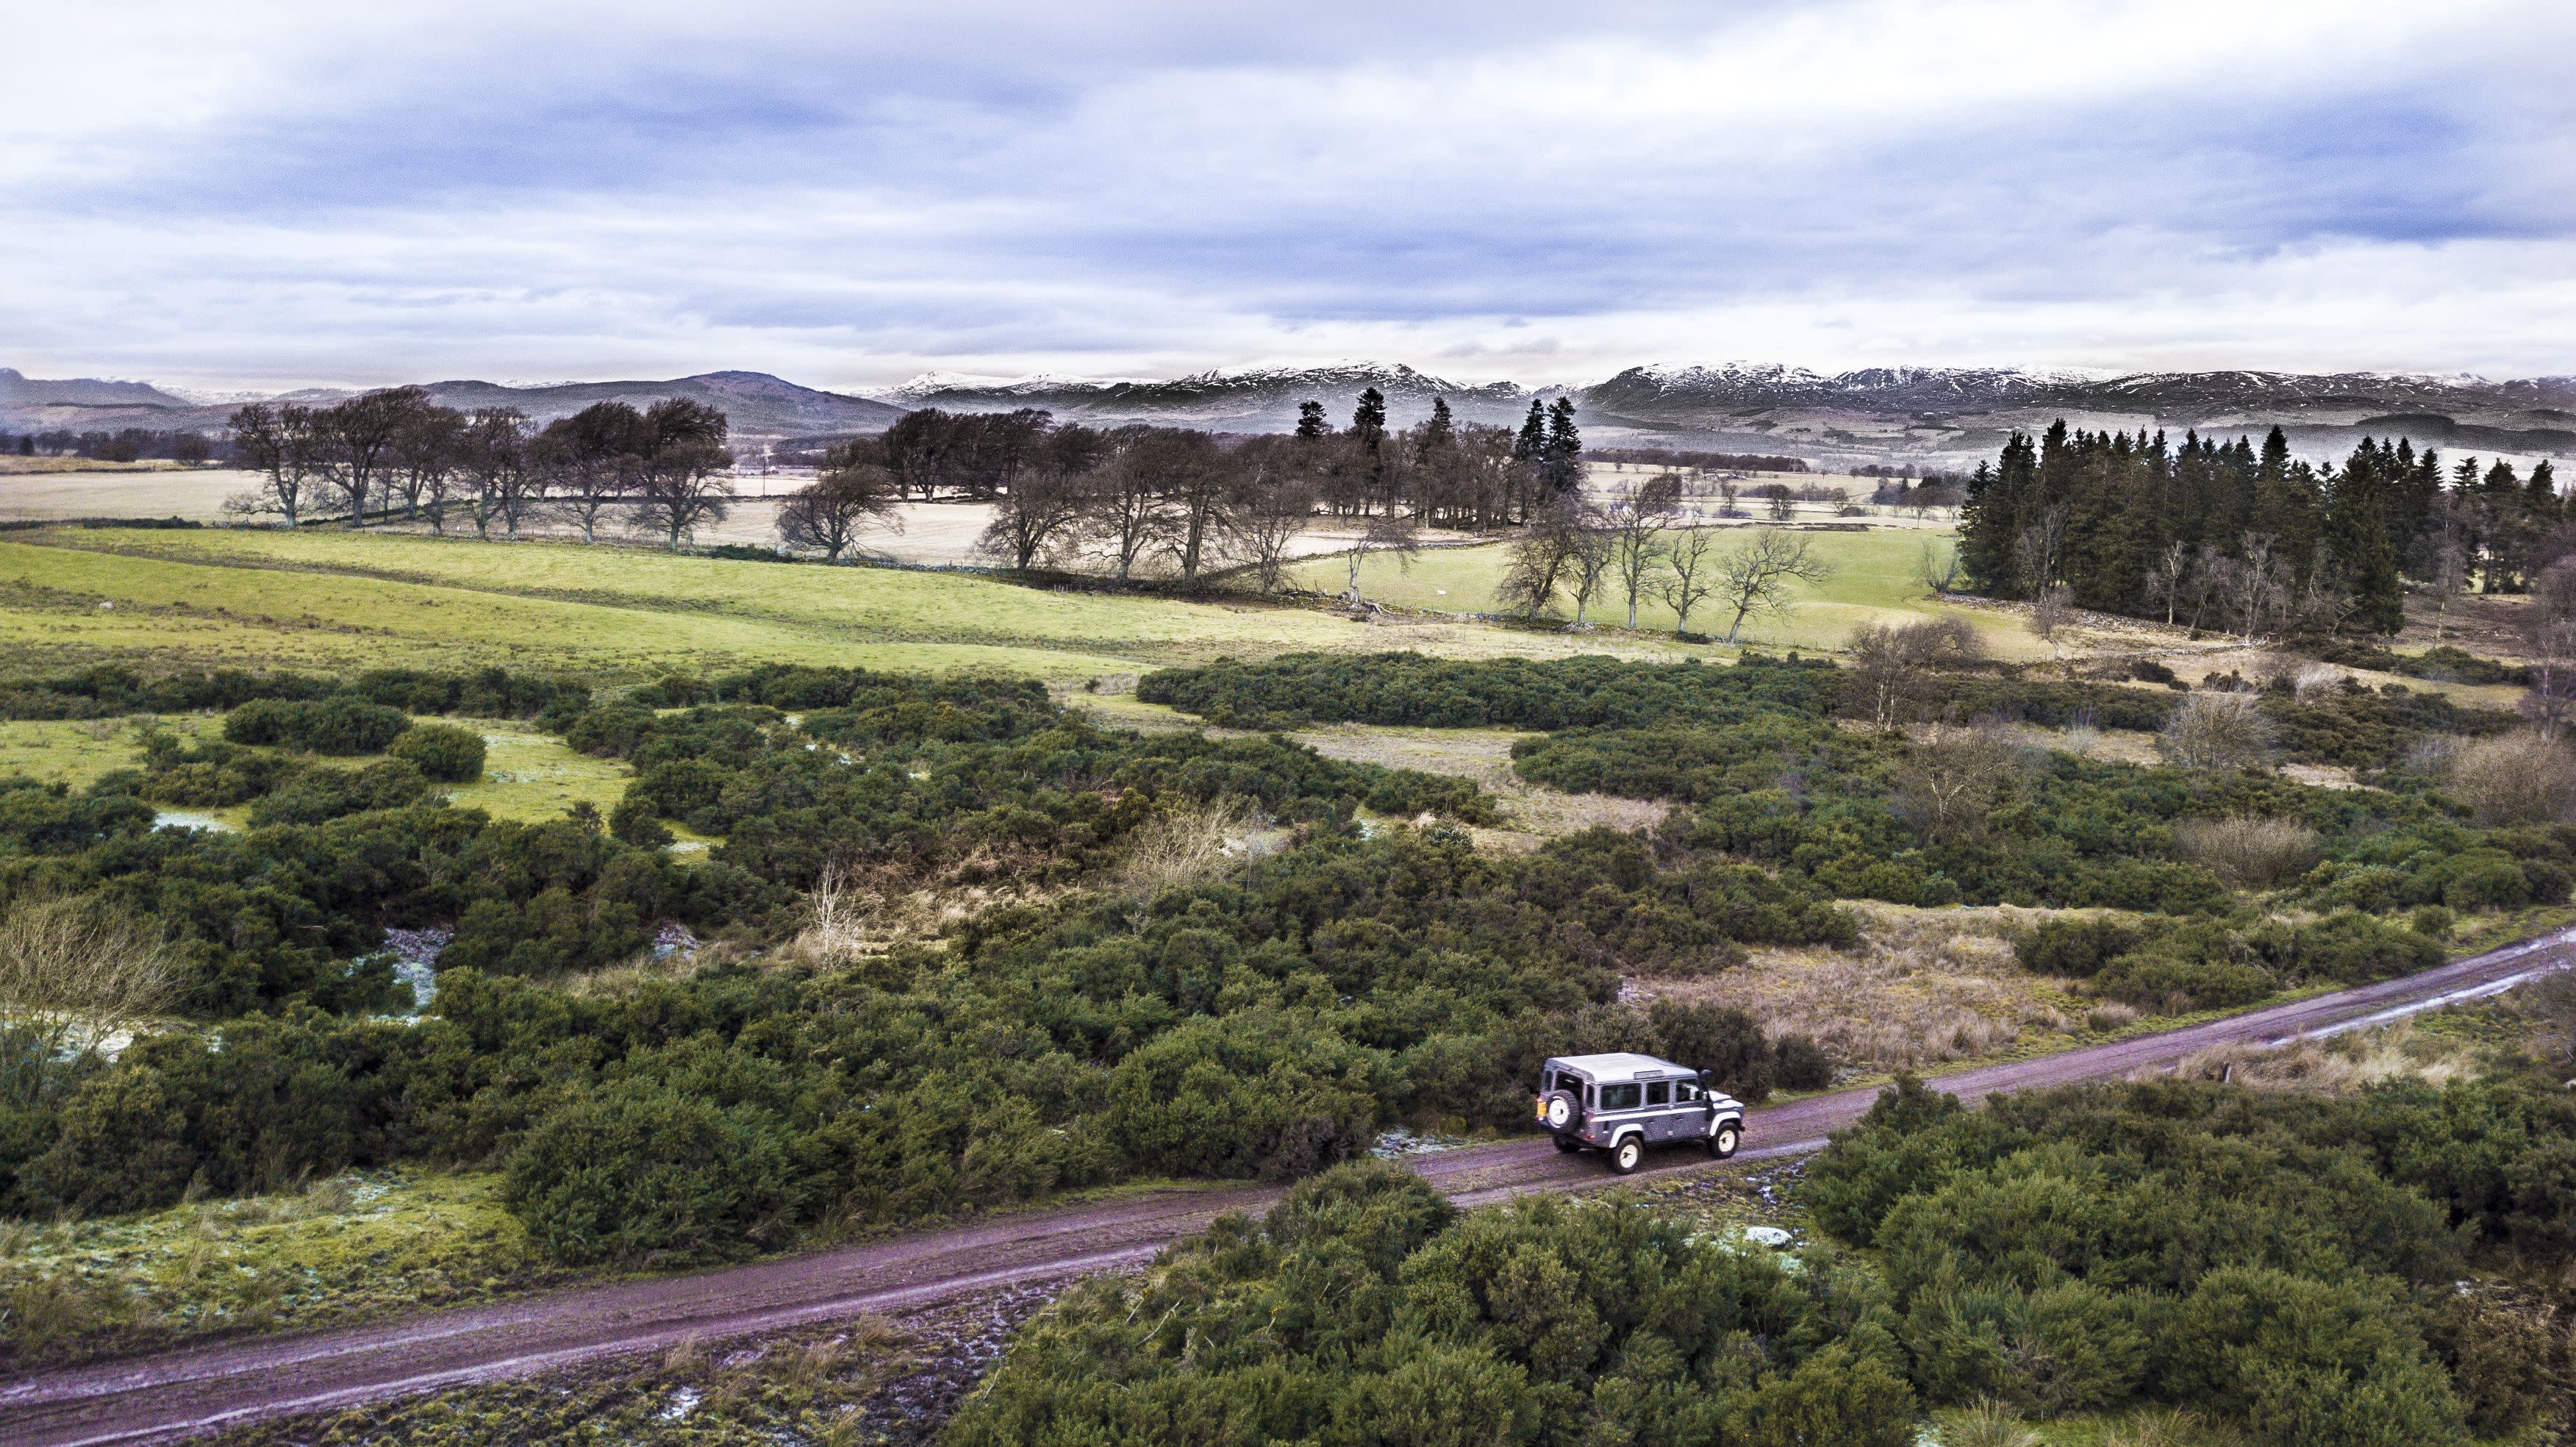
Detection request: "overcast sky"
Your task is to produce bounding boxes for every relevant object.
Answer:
[7,0,2574,393]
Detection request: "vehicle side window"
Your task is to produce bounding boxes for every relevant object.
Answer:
[1600,1083,1641,1111]
[1645,1082,1670,1107]
[1678,1081,1702,1101]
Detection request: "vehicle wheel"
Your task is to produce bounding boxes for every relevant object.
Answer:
[1610,1136,1644,1174]
[1551,1134,1583,1153]
[1709,1123,1741,1160]
[1542,1091,1582,1133]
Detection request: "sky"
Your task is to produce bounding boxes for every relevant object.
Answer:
[6,0,2575,394]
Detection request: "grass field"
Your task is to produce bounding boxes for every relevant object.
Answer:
[1281,528,2058,658]
[5,529,1713,681]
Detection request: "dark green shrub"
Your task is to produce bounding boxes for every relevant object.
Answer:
[223,696,412,754]
[245,758,430,826]
[2014,917,2147,978]
[387,722,486,782]
[502,1079,796,1265]
[1773,1033,1834,1090]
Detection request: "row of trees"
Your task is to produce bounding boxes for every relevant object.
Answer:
[226,389,735,549]
[1493,481,1836,639]
[1959,421,2567,639]
[4,429,218,462]
[773,390,1595,587]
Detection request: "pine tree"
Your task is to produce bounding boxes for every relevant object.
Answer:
[1513,400,1545,465]
[1350,387,1387,446]
[1542,397,1581,496]
[1422,397,1455,452]
[1957,432,2033,594]
[1295,401,1329,439]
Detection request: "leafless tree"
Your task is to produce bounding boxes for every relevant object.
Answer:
[2217,532,2292,643]
[388,403,467,531]
[2012,505,2067,599]
[1567,522,1614,628]
[2158,691,2274,771]
[779,441,899,560]
[1225,443,1315,593]
[1712,529,1834,644]
[1140,429,1229,586]
[459,407,537,540]
[1891,723,2014,843]
[2028,585,2073,643]
[1845,617,1983,731]
[2524,560,2576,737]
[976,425,1101,571]
[2144,540,2190,627]
[1716,479,1742,518]
[1342,510,1420,607]
[1661,527,1724,637]
[315,387,426,525]
[629,399,736,551]
[0,895,173,1098]
[1081,426,1181,582]
[1916,539,1963,597]
[225,401,321,526]
[1496,500,1589,619]
[534,402,648,544]
[1604,476,1677,629]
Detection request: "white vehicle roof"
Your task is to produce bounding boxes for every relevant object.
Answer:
[1547,1052,1694,1079]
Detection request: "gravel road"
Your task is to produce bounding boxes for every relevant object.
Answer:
[7,923,2568,1446]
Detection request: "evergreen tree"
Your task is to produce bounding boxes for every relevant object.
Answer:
[1420,396,1455,453]
[1513,399,1546,465]
[1541,396,1581,496]
[1295,401,1329,439]
[1350,387,1387,447]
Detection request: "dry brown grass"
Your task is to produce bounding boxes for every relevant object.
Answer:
[2167,1020,2479,1093]
[1288,722,1668,853]
[2174,815,2321,887]
[1115,796,1276,894]
[1635,904,2088,1074]
[2443,729,2576,825]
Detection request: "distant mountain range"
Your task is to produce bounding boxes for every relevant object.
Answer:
[0,368,903,441]
[10,361,2575,466]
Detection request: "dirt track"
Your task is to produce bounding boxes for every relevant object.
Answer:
[7,925,2570,1446]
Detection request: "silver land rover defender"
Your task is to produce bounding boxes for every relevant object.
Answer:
[1534,1052,1746,1174]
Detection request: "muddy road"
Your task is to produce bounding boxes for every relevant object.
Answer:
[7,925,2569,1446]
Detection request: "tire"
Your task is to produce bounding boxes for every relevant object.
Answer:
[1552,1135,1583,1154]
[1610,1136,1644,1174]
[1709,1123,1741,1160]
[1542,1091,1582,1133]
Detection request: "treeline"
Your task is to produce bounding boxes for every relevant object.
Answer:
[776,391,1588,584]
[1958,421,2569,637]
[952,1062,2576,1447]
[226,388,734,548]
[3,429,218,463]
[1586,446,1810,473]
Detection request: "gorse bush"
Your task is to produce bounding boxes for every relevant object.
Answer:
[222,696,412,754]
[387,722,487,783]
[1799,1071,2576,1446]
[948,1160,1918,1447]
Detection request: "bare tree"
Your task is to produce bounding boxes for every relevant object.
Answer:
[1078,427,1181,582]
[1916,539,1963,597]
[1342,510,1420,608]
[2144,540,2190,627]
[1141,429,1229,586]
[1496,500,1589,619]
[1845,617,1983,731]
[1891,724,2014,843]
[2027,585,2073,644]
[1661,527,1722,637]
[629,399,736,551]
[2012,505,2067,599]
[315,387,426,526]
[779,441,899,560]
[976,425,1100,571]
[2158,691,2274,771]
[0,896,173,1098]
[1225,443,1315,593]
[388,403,467,532]
[459,407,536,540]
[2524,560,2576,737]
[2219,532,2292,644]
[1712,529,1834,644]
[535,401,649,545]
[1604,477,1676,629]
[225,401,321,526]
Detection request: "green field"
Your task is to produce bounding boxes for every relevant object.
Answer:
[3,530,1720,681]
[1284,528,2048,658]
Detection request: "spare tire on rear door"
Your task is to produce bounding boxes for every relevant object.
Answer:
[1542,1090,1584,1134]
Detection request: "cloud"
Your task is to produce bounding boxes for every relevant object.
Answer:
[5,0,2572,390]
